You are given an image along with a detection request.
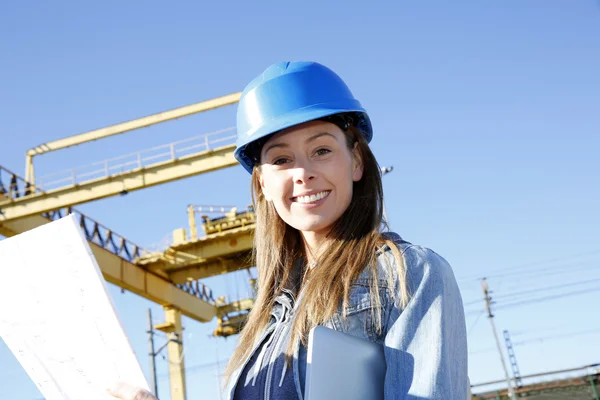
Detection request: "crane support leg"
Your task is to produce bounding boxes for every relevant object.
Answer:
[165,307,187,400]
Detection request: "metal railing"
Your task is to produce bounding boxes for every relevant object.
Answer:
[42,207,215,304]
[0,164,215,304]
[0,165,43,199]
[43,207,145,261]
[176,281,215,304]
[37,127,237,191]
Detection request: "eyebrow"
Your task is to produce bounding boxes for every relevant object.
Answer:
[263,132,337,156]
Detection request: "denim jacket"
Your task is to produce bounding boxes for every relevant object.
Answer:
[227,233,468,399]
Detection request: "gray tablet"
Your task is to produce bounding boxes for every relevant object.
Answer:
[305,326,385,400]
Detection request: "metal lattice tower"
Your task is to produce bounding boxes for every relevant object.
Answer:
[504,329,523,388]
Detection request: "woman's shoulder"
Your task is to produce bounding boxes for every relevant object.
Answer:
[372,232,457,291]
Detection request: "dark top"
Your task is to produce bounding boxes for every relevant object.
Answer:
[233,289,300,399]
[233,261,307,399]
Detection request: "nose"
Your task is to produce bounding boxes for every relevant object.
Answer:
[292,160,316,184]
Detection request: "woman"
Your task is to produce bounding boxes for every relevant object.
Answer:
[110,62,468,400]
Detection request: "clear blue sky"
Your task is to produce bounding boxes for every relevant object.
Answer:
[1,1,599,398]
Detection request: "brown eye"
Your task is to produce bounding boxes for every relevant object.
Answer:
[273,157,290,165]
[315,148,331,156]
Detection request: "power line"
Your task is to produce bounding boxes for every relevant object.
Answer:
[157,358,231,378]
[492,277,600,301]
[509,324,577,337]
[498,262,598,280]
[458,249,600,281]
[469,329,600,355]
[480,279,517,400]
[466,308,485,317]
[464,298,484,307]
[467,310,485,336]
[491,265,600,290]
[459,260,597,283]
[463,285,600,315]
[494,287,600,310]
[504,249,600,270]
[214,336,223,400]
[512,328,600,346]
[459,264,600,306]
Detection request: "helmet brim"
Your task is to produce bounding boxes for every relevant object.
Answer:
[234,104,372,173]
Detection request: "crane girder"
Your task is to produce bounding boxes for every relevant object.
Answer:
[145,253,252,283]
[24,92,242,183]
[151,225,254,267]
[135,225,255,282]
[0,188,218,323]
[213,298,255,337]
[217,298,255,315]
[1,91,251,400]
[0,144,237,223]
[26,93,242,157]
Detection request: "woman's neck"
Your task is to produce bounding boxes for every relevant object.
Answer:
[300,231,327,269]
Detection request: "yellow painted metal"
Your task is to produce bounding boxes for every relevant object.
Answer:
[201,206,256,235]
[187,205,198,241]
[187,204,250,240]
[2,89,251,400]
[172,228,188,246]
[1,144,237,223]
[153,322,177,333]
[24,159,35,187]
[164,307,187,400]
[135,225,254,282]
[24,92,242,183]
[168,225,254,262]
[218,298,255,315]
[0,213,217,323]
[213,297,254,337]
[213,315,249,337]
[135,206,256,283]
[168,256,252,284]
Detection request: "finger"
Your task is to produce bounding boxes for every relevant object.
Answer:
[107,382,135,399]
[107,382,157,400]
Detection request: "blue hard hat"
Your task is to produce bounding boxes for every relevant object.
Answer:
[234,62,373,173]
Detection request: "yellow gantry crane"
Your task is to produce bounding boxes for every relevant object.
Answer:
[0,92,256,400]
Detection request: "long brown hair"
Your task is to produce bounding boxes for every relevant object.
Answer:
[224,125,410,384]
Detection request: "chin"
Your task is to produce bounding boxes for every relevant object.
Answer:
[287,217,333,234]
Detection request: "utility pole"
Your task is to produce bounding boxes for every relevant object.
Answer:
[148,308,188,399]
[481,279,517,400]
[148,308,158,396]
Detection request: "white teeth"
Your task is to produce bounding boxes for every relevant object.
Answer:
[295,191,329,204]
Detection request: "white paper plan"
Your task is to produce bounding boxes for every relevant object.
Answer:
[0,214,150,400]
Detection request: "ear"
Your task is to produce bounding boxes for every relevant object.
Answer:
[351,143,364,182]
[259,174,273,202]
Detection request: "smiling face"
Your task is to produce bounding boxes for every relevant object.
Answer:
[258,120,364,242]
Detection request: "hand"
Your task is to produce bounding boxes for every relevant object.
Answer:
[107,381,158,400]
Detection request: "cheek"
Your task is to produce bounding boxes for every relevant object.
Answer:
[262,174,290,207]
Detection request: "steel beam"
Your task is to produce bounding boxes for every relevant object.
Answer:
[167,256,252,283]
[0,214,217,322]
[218,298,255,315]
[1,144,237,223]
[161,225,254,262]
[135,225,254,282]
[25,92,242,183]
